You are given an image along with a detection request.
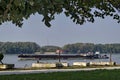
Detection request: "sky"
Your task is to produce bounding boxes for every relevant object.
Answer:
[0,13,120,47]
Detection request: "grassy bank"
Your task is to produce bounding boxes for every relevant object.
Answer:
[0,69,120,80]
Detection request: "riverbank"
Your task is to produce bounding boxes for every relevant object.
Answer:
[0,68,120,80]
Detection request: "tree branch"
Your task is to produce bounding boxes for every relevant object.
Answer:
[3,0,13,19]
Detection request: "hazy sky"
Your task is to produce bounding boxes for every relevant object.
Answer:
[0,13,120,47]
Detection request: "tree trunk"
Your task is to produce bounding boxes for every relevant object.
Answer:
[0,61,3,64]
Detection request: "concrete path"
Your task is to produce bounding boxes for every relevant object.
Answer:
[1,66,120,75]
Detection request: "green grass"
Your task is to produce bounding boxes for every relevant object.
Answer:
[0,69,120,80]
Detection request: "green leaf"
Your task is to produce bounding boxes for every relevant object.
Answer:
[14,0,21,6]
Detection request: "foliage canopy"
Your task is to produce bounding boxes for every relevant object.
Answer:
[0,0,120,27]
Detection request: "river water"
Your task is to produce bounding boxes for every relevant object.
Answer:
[2,54,120,68]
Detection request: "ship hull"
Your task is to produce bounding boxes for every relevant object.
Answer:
[18,54,109,60]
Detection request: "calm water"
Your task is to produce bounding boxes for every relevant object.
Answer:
[2,54,120,68]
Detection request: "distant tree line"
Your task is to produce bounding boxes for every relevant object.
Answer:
[63,43,120,54]
[0,42,62,54]
[0,42,40,54]
[0,42,120,54]
[40,46,61,53]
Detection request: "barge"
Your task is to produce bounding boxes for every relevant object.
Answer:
[18,53,109,60]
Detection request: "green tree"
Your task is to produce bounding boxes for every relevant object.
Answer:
[0,0,120,27]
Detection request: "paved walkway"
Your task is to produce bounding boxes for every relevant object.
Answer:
[1,66,120,75]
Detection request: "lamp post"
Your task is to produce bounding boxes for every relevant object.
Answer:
[110,52,112,62]
[56,50,62,63]
[58,50,61,63]
[109,45,112,63]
